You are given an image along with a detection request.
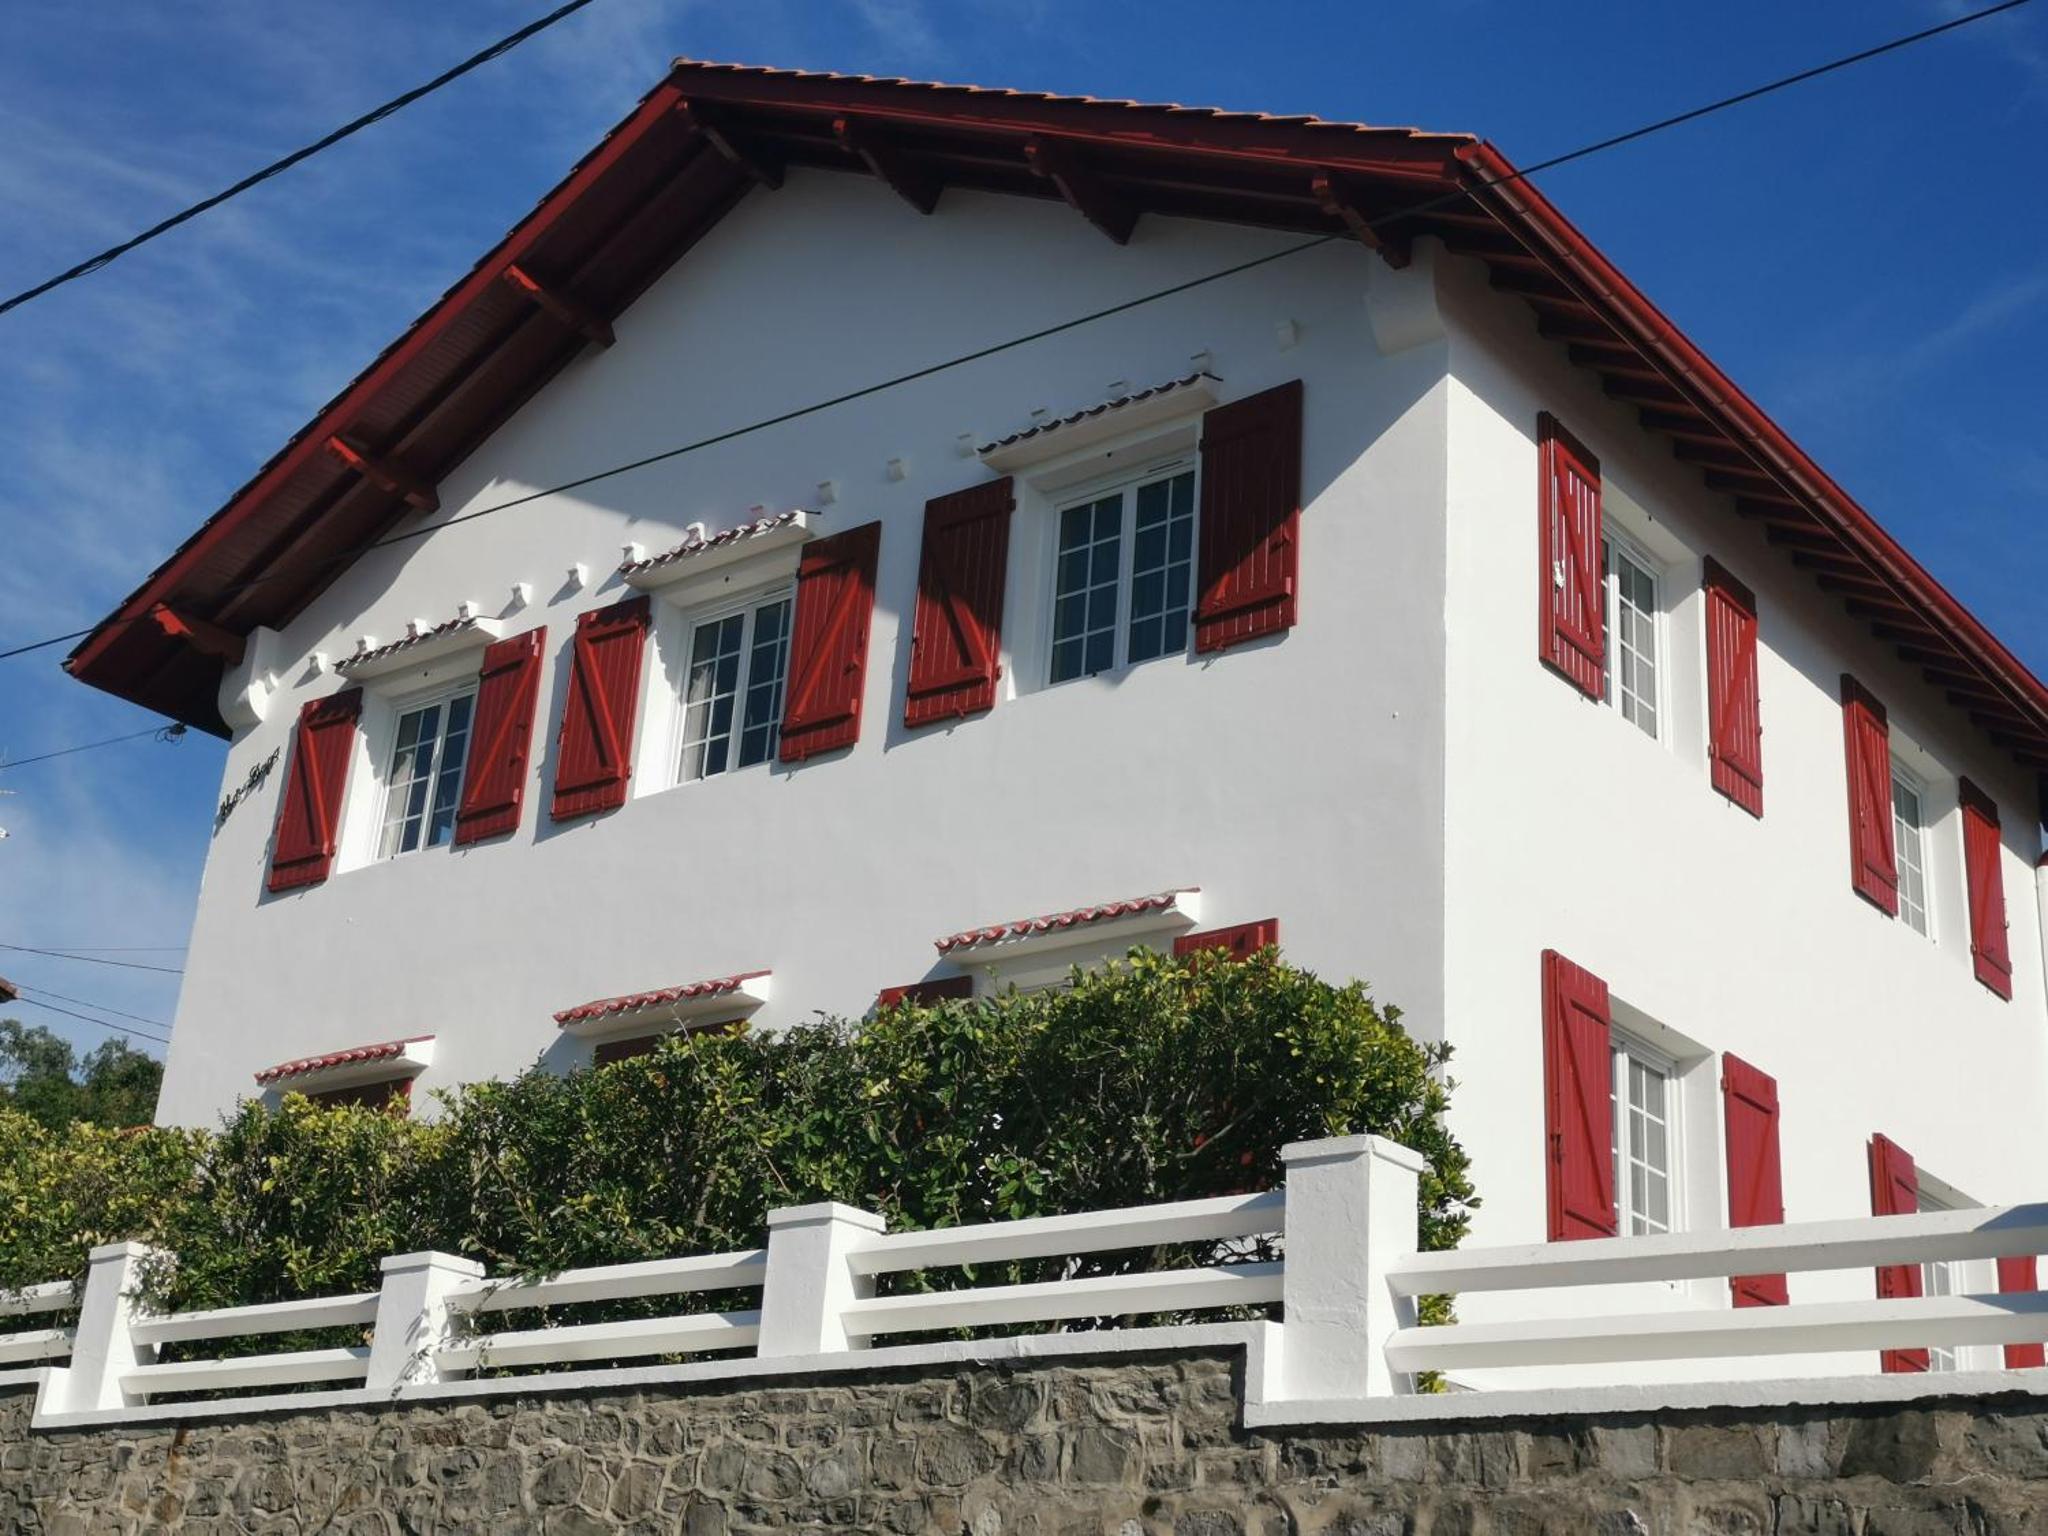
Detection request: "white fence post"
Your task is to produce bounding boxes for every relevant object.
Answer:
[1278,1134,1425,1402]
[366,1251,484,1392]
[54,1240,158,1413]
[757,1202,886,1357]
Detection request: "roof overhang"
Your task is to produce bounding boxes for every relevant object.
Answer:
[63,61,2048,782]
[254,1035,435,1094]
[937,888,1203,965]
[553,969,772,1041]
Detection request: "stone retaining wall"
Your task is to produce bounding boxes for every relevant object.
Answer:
[5,1349,2047,1533]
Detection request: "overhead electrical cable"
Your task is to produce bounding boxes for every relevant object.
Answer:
[0,944,185,975]
[0,722,186,771]
[0,0,604,321]
[13,985,171,1033]
[0,0,2030,671]
[5,995,171,1047]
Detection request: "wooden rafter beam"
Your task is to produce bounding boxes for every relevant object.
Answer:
[150,604,245,664]
[1583,354,1665,383]
[1537,315,1630,348]
[1603,376,1687,408]
[674,100,783,189]
[1636,408,1726,444]
[834,116,941,214]
[1488,268,1576,301]
[323,435,440,513]
[1310,171,1410,267]
[1763,524,1841,553]
[1701,469,1796,503]
[1025,138,1139,245]
[500,264,614,350]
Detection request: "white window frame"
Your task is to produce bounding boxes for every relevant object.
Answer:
[1890,760,1934,941]
[1042,455,1200,687]
[1916,1176,1996,1372]
[666,581,795,788]
[1601,528,1663,741]
[374,679,478,861]
[1610,1030,1682,1240]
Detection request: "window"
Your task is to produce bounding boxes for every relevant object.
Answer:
[377,688,476,859]
[1049,465,1196,683]
[1601,536,1659,738]
[1892,765,1932,939]
[1610,1037,1676,1236]
[678,591,793,781]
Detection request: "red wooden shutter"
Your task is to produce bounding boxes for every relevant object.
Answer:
[1840,676,1898,914]
[1174,920,1280,961]
[1960,778,2013,999]
[905,480,1013,726]
[1998,1256,2044,1370]
[1704,558,1764,817]
[780,522,882,763]
[1720,1054,1788,1307]
[266,688,363,893]
[1542,950,1617,1242]
[550,597,650,822]
[876,976,975,1009]
[1194,380,1302,653]
[454,626,546,847]
[1537,414,1604,698]
[1868,1132,1928,1374]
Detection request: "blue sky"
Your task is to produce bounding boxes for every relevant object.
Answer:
[0,0,2043,1061]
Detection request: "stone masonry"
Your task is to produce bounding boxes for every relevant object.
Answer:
[5,1348,2048,1533]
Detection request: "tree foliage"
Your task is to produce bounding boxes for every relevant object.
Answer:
[0,1019,164,1132]
[0,951,1475,1319]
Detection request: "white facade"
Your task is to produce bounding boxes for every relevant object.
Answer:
[156,165,2047,1375]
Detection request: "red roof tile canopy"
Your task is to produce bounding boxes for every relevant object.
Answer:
[254,1035,430,1086]
[936,889,1196,955]
[553,969,770,1027]
[66,60,2048,781]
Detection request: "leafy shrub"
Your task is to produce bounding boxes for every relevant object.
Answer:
[0,950,1475,1318]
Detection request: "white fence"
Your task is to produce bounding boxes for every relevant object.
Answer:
[4,1133,2046,1428]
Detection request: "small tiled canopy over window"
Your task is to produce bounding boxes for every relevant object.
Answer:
[555,972,772,1062]
[253,1037,434,1113]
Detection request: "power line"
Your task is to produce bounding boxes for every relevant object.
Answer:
[0,944,184,975]
[0,722,186,771]
[13,985,170,1033]
[5,995,170,1048]
[0,0,2030,669]
[10,946,186,954]
[0,0,604,321]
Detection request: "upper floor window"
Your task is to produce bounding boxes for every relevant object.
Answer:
[1049,465,1196,684]
[377,687,475,859]
[1611,1034,1676,1237]
[1601,535,1660,739]
[1891,765,1932,939]
[678,590,793,781]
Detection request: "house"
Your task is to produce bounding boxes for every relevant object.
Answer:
[66,61,2048,1381]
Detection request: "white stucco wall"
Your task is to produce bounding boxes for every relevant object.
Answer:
[1435,245,2048,1380]
[158,171,1454,1126]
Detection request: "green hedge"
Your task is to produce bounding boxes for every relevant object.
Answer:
[0,949,1474,1314]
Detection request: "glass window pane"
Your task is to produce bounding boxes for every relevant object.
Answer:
[1051,494,1122,682]
[1893,772,1931,938]
[424,691,475,849]
[680,615,746,781]
[1606,543,1659,738]
[1125,470,1195,668]
[737,597,793,768]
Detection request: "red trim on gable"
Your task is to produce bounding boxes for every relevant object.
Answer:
[63,62,2048,775]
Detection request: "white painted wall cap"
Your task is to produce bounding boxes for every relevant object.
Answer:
[1280,1134,1430,1174]
[765,1203,888,1233]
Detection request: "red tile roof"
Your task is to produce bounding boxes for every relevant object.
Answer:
[335,613,482,672]
[936,889,1197,955]
[554,970,770,1027]
[620,509,806,577]
[65,59,2048,777]
[978,372,1215,454]
[254,1035,431,1086]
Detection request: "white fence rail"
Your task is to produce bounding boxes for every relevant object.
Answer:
[11,1133,2048,1427]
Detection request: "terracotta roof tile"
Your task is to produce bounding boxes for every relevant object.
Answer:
[334,614,481,672]
[935,889,1197,955]
[620,511,806,577]
[978,372,1216,455]
[554,970,771,1027]
[254,1035,431,1086]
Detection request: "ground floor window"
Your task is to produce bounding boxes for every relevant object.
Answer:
[1611,1036,1677,1237]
